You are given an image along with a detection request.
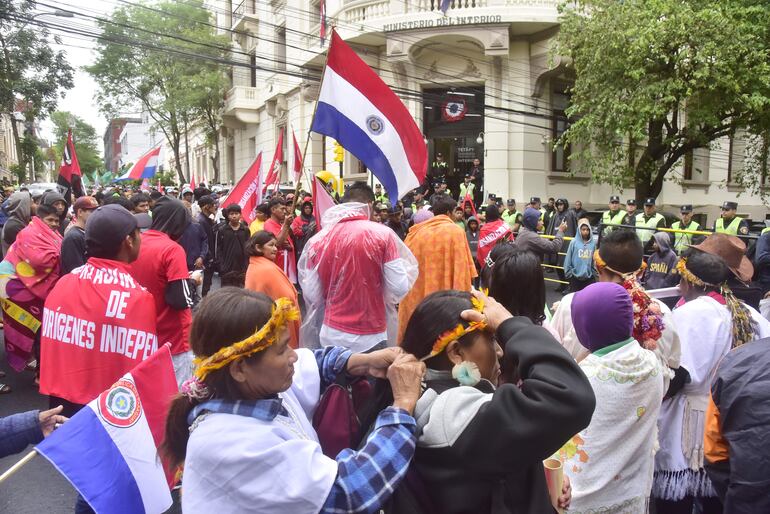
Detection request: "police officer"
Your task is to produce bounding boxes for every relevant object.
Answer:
[502,199,521,229]
[715,201,749,236]
[622,199,637,226]
[374,183,388,205]
[602,195,626,234]
[670,204,702,254]
[635,197,666,249]
[530,196,546,232]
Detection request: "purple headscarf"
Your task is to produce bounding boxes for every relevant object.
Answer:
[571,282,634,352]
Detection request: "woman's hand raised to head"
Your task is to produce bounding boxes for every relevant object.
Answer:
[461,290,513,332]
[346,347,403,378]
[387,353,425,416]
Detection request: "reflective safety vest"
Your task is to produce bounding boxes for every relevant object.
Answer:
[635,212,665,246]
[671,220,701,253]
[602,209,626,234]
[762,227,770,235]
[502,210,520,228]
[715,216,744,235]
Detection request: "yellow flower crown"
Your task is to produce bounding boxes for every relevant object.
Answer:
[193,297,300,380]
[675,257,718,288]
[421,296,487,361]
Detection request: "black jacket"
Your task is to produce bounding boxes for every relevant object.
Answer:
[705,337,770,513]
[61,226,87,274]
[215,222,249,276]
[412,317,596,514]
[197,212,216,265]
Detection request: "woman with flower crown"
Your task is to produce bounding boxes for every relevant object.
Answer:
[653,245,770,514]
[400,289,595,514]
[162,287,425,514]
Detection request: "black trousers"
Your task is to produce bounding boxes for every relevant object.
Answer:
[220,273,245,288]
[569,276,595,293]
[201,268,214,296]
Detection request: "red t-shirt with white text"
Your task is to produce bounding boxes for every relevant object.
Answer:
[39,258,158,405]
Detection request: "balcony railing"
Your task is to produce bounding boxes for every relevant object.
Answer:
[411,0,488,11]
[343,0,390,23]
[337,0,558,25]
[233,0,255,18]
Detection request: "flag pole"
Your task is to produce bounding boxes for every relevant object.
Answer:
[0,450,37,485]
[290,27,335,214]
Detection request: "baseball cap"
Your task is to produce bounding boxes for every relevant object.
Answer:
[73,196,98,213]
[134,212,152,231]
[627,199,637,206]
[530,196,541,204]
[507,198,516,206]
[680,204,693,213]
[609,195,620,203]
[644,197,656,206]
[721,201,738,210]
[86,204,138,256]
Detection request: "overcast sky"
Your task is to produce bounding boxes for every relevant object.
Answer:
[38,0,116,154]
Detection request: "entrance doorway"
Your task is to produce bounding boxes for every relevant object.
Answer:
[429,137,482,196]
[423,86,484,202]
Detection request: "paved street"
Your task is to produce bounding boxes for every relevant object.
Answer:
[0,337,77,514]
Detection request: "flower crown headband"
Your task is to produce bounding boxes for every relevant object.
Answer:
[193,297,300,381]
[675,257,719,288]
[420,296,487,362]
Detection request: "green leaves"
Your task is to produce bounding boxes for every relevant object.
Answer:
[555,0,770,198]
[50,111,102,177]
[87,0,230,182]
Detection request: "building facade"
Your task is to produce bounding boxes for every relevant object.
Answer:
[103,117,132,174]
[0,113,21,182]
[204,0,763,224]
[117,113,159,170]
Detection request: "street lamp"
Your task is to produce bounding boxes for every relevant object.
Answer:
[476,132,484,145]
[6,10,75,45]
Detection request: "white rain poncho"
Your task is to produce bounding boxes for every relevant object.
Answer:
[298,202,418,352]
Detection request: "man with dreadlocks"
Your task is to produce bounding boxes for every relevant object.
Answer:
[548,229,681,391]
[653,237,770,514]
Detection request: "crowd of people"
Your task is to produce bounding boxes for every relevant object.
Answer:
[0,177,769,514]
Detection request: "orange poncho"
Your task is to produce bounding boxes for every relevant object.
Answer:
[397,215,477,341]
[244,256,301,348]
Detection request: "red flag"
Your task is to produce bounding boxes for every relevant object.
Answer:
[320,0,327,45]
[292,129,303,182]
[264,128,284,193]
[312,175,336,229]
[157,178,164,194]
[190,174,196,191]
[222,152,263,224]
[461,191,476,217]
[58,129,84,199]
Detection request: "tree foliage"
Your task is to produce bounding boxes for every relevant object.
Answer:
[87,0,229,184]
[555,0,770,200]
[50,111,103,176]
[0,0,74,179]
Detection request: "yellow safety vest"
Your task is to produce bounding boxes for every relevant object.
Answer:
[602,209,626,234]
[671,220,700,253]
[761,227,770,235]
[502,210,520,228]
[715,216,744,235]
[635,212,664,245]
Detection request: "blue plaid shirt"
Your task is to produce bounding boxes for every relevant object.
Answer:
[188,347,417,513]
